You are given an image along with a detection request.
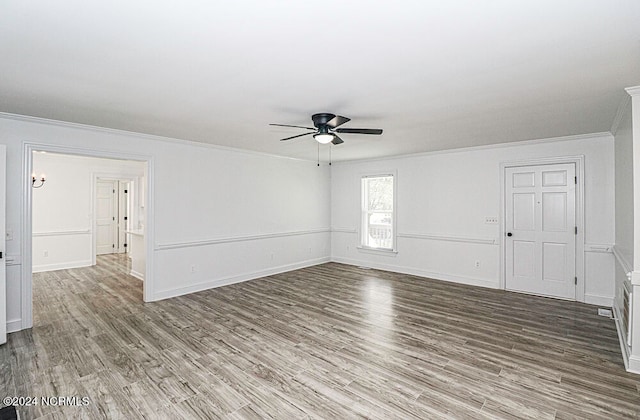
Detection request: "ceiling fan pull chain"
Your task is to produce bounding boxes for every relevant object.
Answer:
[329,144,332,166]
[317,142,320,167]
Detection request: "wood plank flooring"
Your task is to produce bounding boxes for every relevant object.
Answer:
[1,255,639,419]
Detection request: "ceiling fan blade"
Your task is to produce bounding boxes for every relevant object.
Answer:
[326,115,351,128]
[280,132,315,141]
[335,128,383,135]
[270,123,316,130]
[331,135,344,145]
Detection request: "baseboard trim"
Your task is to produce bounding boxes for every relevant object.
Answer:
[613,304,635,373]
[152,257,331,301]
[130,270,144,281]
[628,356,640,375]
[7,319,22,334]
[32,260,93,273]
[331,257,500,290]
[584,294,614,307]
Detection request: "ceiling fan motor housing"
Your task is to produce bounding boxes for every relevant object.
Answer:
[311,113,336,128]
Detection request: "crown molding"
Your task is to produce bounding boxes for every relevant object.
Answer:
[0,112,315,164]
[610,92,632,135]
[0,112,615,166]
[625,85,640,97]
[332,132,612,165]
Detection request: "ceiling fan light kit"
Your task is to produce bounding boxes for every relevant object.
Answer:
[270,113,383,146]
[314,133,334,144]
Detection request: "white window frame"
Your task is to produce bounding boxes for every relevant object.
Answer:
[359,172,397,253]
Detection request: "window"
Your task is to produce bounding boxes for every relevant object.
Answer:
[361,175,394,250]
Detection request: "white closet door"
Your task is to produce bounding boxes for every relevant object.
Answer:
[505,163,576,299]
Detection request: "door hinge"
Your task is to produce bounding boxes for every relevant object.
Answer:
[575,226,577,235]
[124,216,128,221]
[112,244,115,248]
[124,243,127,248]
[124,189,128,194]
[574,176,577,185]
[113,216,115,221]
[575,276,577,285]
[113,189,115,193]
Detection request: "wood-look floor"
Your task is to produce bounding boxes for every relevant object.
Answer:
[1,255,638,419]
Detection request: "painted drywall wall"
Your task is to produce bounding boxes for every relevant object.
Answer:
[613,98,633,321]
[611,93,636,372]
[614,100,635,268]
[31,153,145,272]
[331,134,616,306]
[628,88,640,372]
[1,114,331,332]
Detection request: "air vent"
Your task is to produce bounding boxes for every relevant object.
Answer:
[597,308,612,318]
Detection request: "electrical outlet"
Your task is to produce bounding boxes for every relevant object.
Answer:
[474,260,480,268]
[485,217,498,224]
[6,229,13,241]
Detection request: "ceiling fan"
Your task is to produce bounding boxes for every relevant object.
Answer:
[270,113,383,145]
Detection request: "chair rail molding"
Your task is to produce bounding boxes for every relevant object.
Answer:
[613,245,633,275]
[398,232,497,245]
[32,229,91,237]
[155,228,331,251]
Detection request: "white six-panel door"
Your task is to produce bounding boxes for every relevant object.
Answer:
[96,180,118,255]
[505,163,576,299]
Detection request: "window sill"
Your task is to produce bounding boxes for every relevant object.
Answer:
[356,246,398,256]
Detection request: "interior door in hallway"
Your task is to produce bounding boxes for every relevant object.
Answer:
[96,180,117,255]
[505,163,576,299]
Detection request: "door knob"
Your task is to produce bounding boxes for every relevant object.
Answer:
[507,232,513,237]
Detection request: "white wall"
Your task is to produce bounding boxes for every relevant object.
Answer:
[627,87,640,373]
[331,134,615,306]
[614,104,635,265]
[613,97,634,326]
[32,153,145,272]
[1,114,331,332]
[611,91,638,373]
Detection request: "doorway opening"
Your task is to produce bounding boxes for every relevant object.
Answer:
[22,144,153,330]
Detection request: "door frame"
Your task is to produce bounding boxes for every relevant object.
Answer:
[499,155,585,302]
[21,142,155,330]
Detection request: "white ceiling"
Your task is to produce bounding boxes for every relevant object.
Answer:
[2,1,639,161]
